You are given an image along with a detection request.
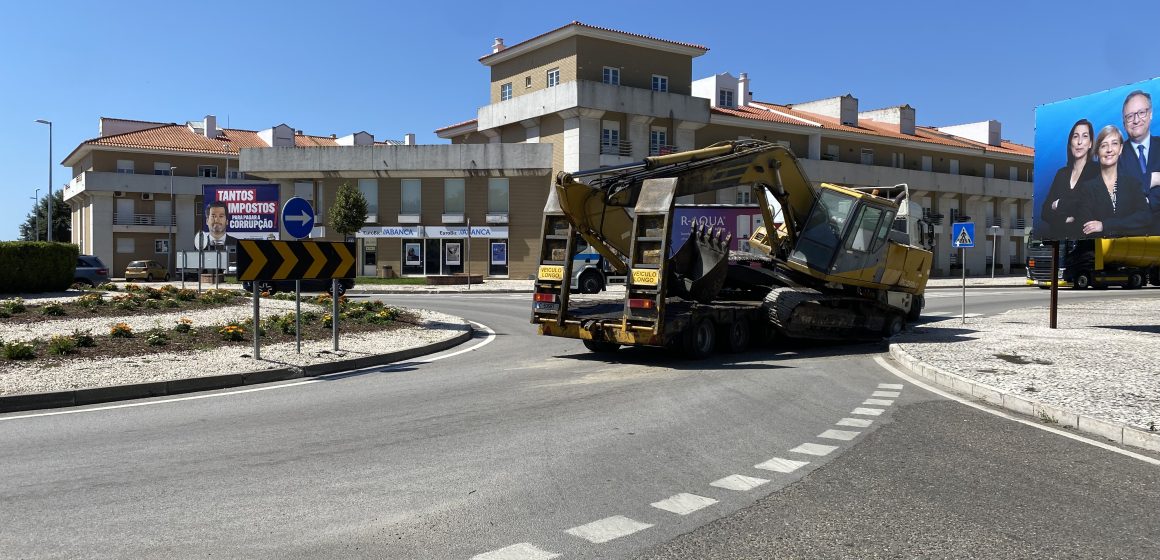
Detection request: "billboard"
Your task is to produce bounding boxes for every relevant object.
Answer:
[202,184,281,244]
[668,204,771,256]
[1034,78,1159,240]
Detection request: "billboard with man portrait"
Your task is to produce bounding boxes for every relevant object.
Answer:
[202,184,281,244]
[1033,77,1160,241]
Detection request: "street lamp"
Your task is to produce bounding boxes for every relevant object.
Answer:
[169,166,177,281]
[31,189,40,241]
[34,119,52,242]
[989,225,1002,279]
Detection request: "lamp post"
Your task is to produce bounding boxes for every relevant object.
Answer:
[34,119,52,242]
[989,225,1002,279]
[31,189,40,241]
[169,166,177,280]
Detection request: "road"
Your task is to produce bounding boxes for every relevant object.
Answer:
[0,287,1156,559]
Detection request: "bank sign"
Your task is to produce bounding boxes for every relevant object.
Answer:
[203,184,280,240]
[356,225,510,239]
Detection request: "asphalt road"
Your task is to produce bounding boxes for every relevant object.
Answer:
[0,287,1156,559]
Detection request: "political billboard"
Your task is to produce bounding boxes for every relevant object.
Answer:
[1033,78,1159,241]
[202,184,281,244]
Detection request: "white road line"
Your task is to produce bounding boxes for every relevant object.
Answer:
[472,543,560,560]
[878,383,904,390]
[790,442,839,456]
[872,390,901,398]
[650,493,718,515]
[852,407,885,416]
[0,322,498,422]
[923,311,951,316]
[863,399,894,406]
[837,417,874,428]
[873,356,1160,466]
[710,474,770,491]
[565,515,653,544]
[755,457,809,473]
[818,429,860,441]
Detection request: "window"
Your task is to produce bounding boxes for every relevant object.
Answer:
[949,159,959,175]
[921,155,933,172]
[1009,166,1018,181]
[116,237,135,253]
[525,76,532,88]
[601,121,621,155]
[228,171,244,179]
[891,152,904,168]
[985,163,994,178]
[736,189,752,204]
[488,178,509,214]
[602,66,620,85]
[198,165,218,178]
[154,162,172,176]
[444,178,465,214]
[116,160,134,174]
[825,144,839,161]
[860,148,874,165]
[155,239,169,254]
[358,178,379,221]
[500,82,512,101]
[846,206,886,252]
[547,68,560,87]
[651,74,668,92]
[719,89,735,108]
[649,128,668,156]
[401,179,421,215]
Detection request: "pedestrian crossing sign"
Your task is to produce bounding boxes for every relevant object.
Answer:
[952,222,975,248]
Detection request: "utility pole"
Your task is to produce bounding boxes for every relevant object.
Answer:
[34,120,53,242]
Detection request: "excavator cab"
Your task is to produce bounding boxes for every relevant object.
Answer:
[789,184,897,284]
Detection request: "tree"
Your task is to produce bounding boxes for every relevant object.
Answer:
[328,182,369,239]
[19,190,70,242]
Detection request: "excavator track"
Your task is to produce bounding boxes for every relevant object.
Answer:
[762,287,904,341]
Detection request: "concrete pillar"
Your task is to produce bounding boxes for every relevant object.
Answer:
[674,121,705,152]
[808,133,822,160]
[176,194,197,250]
[481,129,501,144]
[90,193,115,272]
[628,115,654,160]
[520,118,540,143]
[559,108,605,172]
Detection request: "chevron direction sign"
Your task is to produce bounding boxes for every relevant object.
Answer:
[236,240,356,281]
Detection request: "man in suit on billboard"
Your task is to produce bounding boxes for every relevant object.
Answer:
[1119,91,1159,208]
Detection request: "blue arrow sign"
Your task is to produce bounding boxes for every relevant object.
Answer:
[952,222,975,248]
[282,197,315,240]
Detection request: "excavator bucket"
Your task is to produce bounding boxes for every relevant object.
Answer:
[668,223,732,303]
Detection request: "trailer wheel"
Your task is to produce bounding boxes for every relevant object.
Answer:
[883,314,904,338]
[578,271,603,294]
[684,318,716,359]
[582,339,620,353]
[1072,272,1090,290]
[1125,272,1144,289]
[722,319,751,353]
[906,295,924,322]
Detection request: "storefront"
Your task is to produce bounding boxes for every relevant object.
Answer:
[357,225,509,278]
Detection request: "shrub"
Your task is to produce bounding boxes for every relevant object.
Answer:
[110,322,133,338]
[77,292,106,310]
[0,309,9,318]
[72,329,96,347]
[3,340,36,360]
[0,242,77,294]
[48,334,77,355]
[322,313,333,329]
[142,287,164,300]
[175,288,198,301]
[124,284,141,293]
[173,318,193,333]
[146,330,169,346]
[158,285,178,295]
[201,289,237,304]
[98,282,119,291]
[265,313,298,335]
[1,299,27,314]
[219,322,246,341]
[71,282,89,291]
[41,303,67,316]
[163,298,180,308]
[144,299,162,309]
[366,307,400,325]
[301,311,319,323]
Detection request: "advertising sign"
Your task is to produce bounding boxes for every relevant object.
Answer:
[202,184,281,243]
[405,242,422,265]
[445,242,462,266]
[490,242,507,265]
[669,205,768,256]
[1033,78,1160,240]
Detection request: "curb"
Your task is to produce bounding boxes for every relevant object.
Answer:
[887,344,1160,453]
[0,324,475,414]
[352,288,532,295]
[923,283,1028,290]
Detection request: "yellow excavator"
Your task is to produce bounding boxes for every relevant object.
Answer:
[531,139,933,358]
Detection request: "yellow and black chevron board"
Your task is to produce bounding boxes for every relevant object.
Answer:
[236,240,356,281]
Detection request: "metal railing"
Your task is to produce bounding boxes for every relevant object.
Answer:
[648,144,680,156]
[985,217,1003,228]
[600,140,632,156]
[113,213,174,226]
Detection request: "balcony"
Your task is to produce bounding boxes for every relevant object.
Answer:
[64,170,269,201]
[114,213,174,226]
[985,217,1002,228]
[600,140,632,157]
[649,144,680,156]
[476,80,711,131]
[796,159,1033,201]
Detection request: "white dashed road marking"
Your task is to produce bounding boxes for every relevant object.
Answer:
[872,390,901,398]
[837,417,874,428]
[755,457,810,473]
[651,493,718,515]
[710,474,770,491]
[791,442,839,456]
[565,516,653,544]
[852,407,885,416]
[863,399,894,406]
[472,543,560,560]
[878,383,904,390]
[818,429,860,441]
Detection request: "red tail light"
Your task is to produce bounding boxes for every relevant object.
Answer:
[534,293,557,303]
[98,269,108,275]
[628,298,655,309]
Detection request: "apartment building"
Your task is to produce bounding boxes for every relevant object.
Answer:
[437,22,1035,276]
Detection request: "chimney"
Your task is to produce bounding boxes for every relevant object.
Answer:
[858,105,916,135]
[331,134,337,139]
[204,115,218,138]
[295,130,303,135]
[404,133,416,145]
[791,94,859,126]
[738,73,750,107]
[492,38,505,53]
[937,120,1002,146]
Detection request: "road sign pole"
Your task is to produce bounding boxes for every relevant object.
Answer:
[1050,241,1059,329]
[332,279,339,351]
[253,287,261,360]
[296,280,302,353]
[467,218,471,291]
[961,247,966,325]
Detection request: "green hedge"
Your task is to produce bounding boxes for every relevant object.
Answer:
[0,242,79,294]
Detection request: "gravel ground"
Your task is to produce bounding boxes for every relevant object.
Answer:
[0,308,468,397]
[895,299,1160,431]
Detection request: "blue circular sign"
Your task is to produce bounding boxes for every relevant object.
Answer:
[282,197,315,239]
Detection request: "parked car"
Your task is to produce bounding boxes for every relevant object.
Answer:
[75,255,110,287]
[124,260,170,282]
[242,278,355,297]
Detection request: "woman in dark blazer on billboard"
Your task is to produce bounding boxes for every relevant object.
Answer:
[1040,119,1098,239]
[1078,125,1150,237]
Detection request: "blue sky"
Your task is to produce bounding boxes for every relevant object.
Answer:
[3,0,1157,241]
